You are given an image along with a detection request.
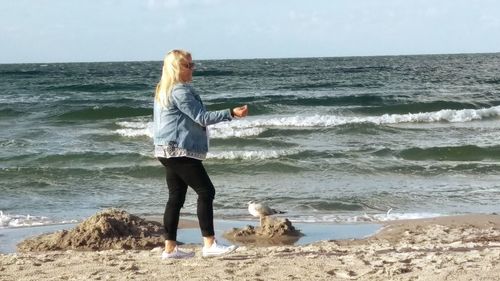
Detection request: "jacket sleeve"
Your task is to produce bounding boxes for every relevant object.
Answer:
[171,85,232,126]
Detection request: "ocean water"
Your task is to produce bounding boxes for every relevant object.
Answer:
[1,53,500,229]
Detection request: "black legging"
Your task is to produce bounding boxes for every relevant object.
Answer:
[158,157,215,241]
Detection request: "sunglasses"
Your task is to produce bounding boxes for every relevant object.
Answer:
[183,62,195,70]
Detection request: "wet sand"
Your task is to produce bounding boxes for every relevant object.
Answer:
[0,213,499,281]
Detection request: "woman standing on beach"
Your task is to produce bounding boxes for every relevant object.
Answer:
[153,49,248,259]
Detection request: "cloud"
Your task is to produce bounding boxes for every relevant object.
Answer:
[162,16,187,31]
[287,10,329,32]
[147,0,221,10]
[147,0,179,9]
[480,15,500,29]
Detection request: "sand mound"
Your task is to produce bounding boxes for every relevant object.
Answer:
[17,209,165,252]
[224,216,303,245]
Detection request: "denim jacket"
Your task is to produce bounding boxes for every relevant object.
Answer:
[153,83,232,159]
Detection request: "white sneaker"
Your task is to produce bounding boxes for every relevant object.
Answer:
[202,240,237,257]
[161,247,195,259]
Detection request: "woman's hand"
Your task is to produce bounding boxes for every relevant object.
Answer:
[232,105,248,118]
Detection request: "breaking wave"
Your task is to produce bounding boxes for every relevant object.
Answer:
[114,106,500,139]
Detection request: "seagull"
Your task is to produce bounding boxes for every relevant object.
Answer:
[247,201,285,227]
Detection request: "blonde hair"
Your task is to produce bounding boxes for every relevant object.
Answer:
[155,49,192,107]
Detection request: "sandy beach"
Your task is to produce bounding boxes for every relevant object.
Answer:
[1,214,499,281]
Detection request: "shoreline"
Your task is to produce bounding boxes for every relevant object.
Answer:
[0,216,383,254]
[1,213,497,253]
[0,214,499,280]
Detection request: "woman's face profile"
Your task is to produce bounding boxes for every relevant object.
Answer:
[179,55,194,83]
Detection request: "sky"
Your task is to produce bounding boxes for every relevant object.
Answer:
[1,0,500,63]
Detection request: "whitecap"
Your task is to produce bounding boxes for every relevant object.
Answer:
[115,121,153,138]
[113,105,500,139]
[207,149,296,160]
[0,211,55,228]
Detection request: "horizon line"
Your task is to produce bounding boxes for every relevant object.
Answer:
[1,51,499,65]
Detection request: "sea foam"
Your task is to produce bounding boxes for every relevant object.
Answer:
[115,106,500,139]
[207,149,296,160]
[0,211,54,228]
[115,121,153,138]
[293,212,444,223]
